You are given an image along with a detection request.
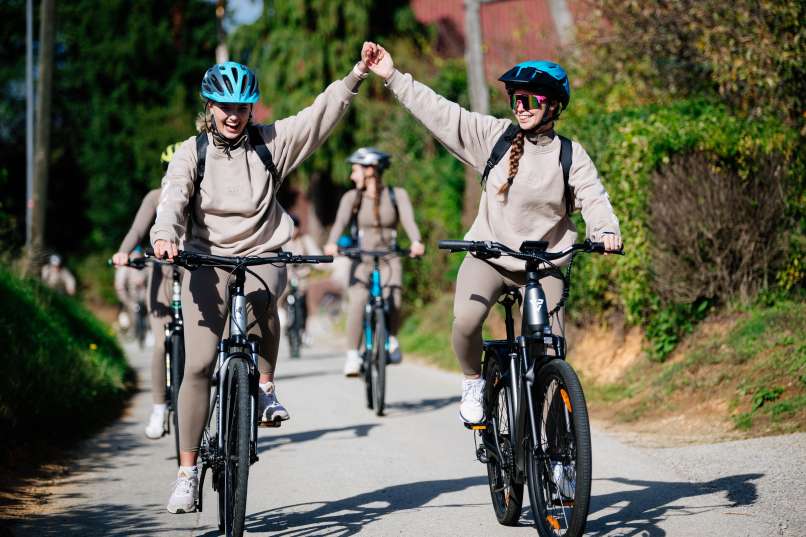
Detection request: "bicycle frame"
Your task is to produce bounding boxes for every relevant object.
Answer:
[363,256,388,355]
[481,258,568,479]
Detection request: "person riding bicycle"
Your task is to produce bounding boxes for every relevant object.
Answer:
[279,213,322,343]
[151,52,371,513]
[112,142,183,440]
[324,147,425,376]
[41,254,77,296]
[362,44,622,423]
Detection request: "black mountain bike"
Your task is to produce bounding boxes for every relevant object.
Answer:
[340,247,409,416]
[111,257,185,462]
[167,250,331,537]
[439,238,621,537]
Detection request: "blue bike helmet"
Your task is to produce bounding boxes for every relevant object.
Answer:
[499,61,570,110]
[200,61,260,104]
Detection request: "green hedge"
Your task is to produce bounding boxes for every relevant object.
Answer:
[560,96,804,358]
[0,264,133,452]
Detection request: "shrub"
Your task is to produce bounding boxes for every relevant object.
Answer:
[649,151,788,303]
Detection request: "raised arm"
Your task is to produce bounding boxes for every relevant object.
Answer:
[364,43,509,172]
[262,67,366,180]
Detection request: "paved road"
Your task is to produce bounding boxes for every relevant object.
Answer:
[11,320,806,536]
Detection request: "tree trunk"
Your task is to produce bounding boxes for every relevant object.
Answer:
[27,0,54,275]
[462,0,490,228]
[547,0,576,48]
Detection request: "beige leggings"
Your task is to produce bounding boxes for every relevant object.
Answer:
[346,257,402,350]
[178,263,286,452]
[452,255,564,377]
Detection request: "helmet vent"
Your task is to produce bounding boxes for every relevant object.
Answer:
[223,76,234,94]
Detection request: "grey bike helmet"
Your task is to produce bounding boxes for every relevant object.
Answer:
[347,147,391,171]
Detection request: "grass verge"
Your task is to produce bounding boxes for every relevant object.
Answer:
[0,263,135,460]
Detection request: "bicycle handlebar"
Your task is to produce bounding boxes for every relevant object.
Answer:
[338,247,412,259]
[106,257,154,269]
[437,238,623,262]
[146,249,333,270]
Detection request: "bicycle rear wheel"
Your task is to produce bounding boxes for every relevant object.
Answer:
[371,310,387,416]
[527,359,592,537]
[218,358,251,537]
[169,331,184,466]
[483,355,523,525]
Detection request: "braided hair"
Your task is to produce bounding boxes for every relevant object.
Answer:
[497,129,525,197]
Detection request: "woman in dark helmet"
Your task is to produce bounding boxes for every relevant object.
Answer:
[112,142,182,441]
[152,48,372,513]
[361,44,622,424]
[324,147,424,376]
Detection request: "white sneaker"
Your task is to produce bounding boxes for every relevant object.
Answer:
[459,378,485,424]
[258,382,289,424]
[144,405,167,439]
[343,350,362,377]
[552,461,576,499]
[388,336,402,364]
[167,467,198,514]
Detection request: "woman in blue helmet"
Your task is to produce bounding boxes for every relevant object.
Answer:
[151,49,373,513]
[361,44,622,424]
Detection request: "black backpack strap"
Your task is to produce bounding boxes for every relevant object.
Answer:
[195,132,208,197]
[247,125,281,192]
[481,123,520,189]
[558,134,574,216]
[387,185,399,223]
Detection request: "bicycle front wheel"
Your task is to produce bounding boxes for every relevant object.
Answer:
[286,302,301,359]
[169,331,184,466]
[371,310,387,416]
[483,355,524,525]
[219,358,251,537]
[527,359,592,537]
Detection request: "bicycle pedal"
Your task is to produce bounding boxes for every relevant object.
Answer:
[464,422,487,431]
[258,419,283,428]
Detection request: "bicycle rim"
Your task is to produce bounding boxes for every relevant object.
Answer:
[484,356,523,525]
[221,359,251,537]
[371,312,387,416]
[527,359,591,537]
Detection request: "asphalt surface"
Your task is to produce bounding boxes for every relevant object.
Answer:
[11,319,806,536]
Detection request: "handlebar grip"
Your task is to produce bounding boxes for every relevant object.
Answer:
[438,240,475,251]
[302,255,334,264]
[588,241,606,253]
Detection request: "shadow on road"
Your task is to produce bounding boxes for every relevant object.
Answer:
[384,395,460,417]
[585,473,763,536]
[257,424,380,454]
[216,476,487,537]
[11,503,194,537]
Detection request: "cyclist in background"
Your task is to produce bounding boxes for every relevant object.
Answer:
[362,44,622,423]
[324,148,424,377]
[112,143,183,440]
[151,50,370,513]
[41,254,77,296]
[279,213,322,344]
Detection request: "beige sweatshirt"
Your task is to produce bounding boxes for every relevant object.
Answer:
[385,69,620,272]
[118,189,160,253]
[327,187,422,250]
[150,71,364,256]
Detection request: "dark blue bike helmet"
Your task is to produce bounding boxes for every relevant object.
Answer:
[200,61,260,104]
[499,60,570,111]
